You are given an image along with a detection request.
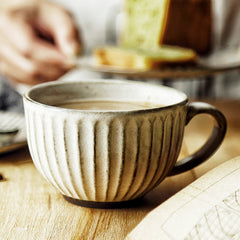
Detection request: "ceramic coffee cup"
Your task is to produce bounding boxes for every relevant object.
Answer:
[23,79,226,208]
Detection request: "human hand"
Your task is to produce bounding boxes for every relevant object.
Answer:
[0,0,82,85]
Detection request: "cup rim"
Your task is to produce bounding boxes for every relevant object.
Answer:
[23,79,188,114]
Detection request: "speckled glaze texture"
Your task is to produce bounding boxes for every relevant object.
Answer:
[24,103,185,202]
[23,80,226,206]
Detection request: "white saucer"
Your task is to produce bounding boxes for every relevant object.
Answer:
[0,111,27,154]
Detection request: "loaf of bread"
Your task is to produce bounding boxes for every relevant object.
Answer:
[94,45,197,70]
[121,0,212,55]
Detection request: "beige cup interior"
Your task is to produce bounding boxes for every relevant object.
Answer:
[26,80,187,110]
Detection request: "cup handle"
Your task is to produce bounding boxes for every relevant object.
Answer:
[169,102,227,176]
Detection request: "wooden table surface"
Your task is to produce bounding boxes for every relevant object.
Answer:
[0,100,239,240]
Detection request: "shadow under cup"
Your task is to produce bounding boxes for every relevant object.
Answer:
[23,80,227,208]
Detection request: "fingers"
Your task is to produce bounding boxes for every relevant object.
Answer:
[0,11,67,65]
[38,1,82,58]
[0,34,68,85]
[0,1,82,85]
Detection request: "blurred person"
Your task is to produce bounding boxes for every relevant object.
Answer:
[0,0,240,112]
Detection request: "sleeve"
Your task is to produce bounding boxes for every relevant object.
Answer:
[212,0,240,50]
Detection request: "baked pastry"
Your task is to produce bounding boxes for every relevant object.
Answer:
[121,0,212,55]
[94,45,197,70]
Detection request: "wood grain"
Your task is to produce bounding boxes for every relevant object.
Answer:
[0,100,239,240]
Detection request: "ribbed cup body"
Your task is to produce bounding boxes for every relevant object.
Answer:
[24,102,186,202]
